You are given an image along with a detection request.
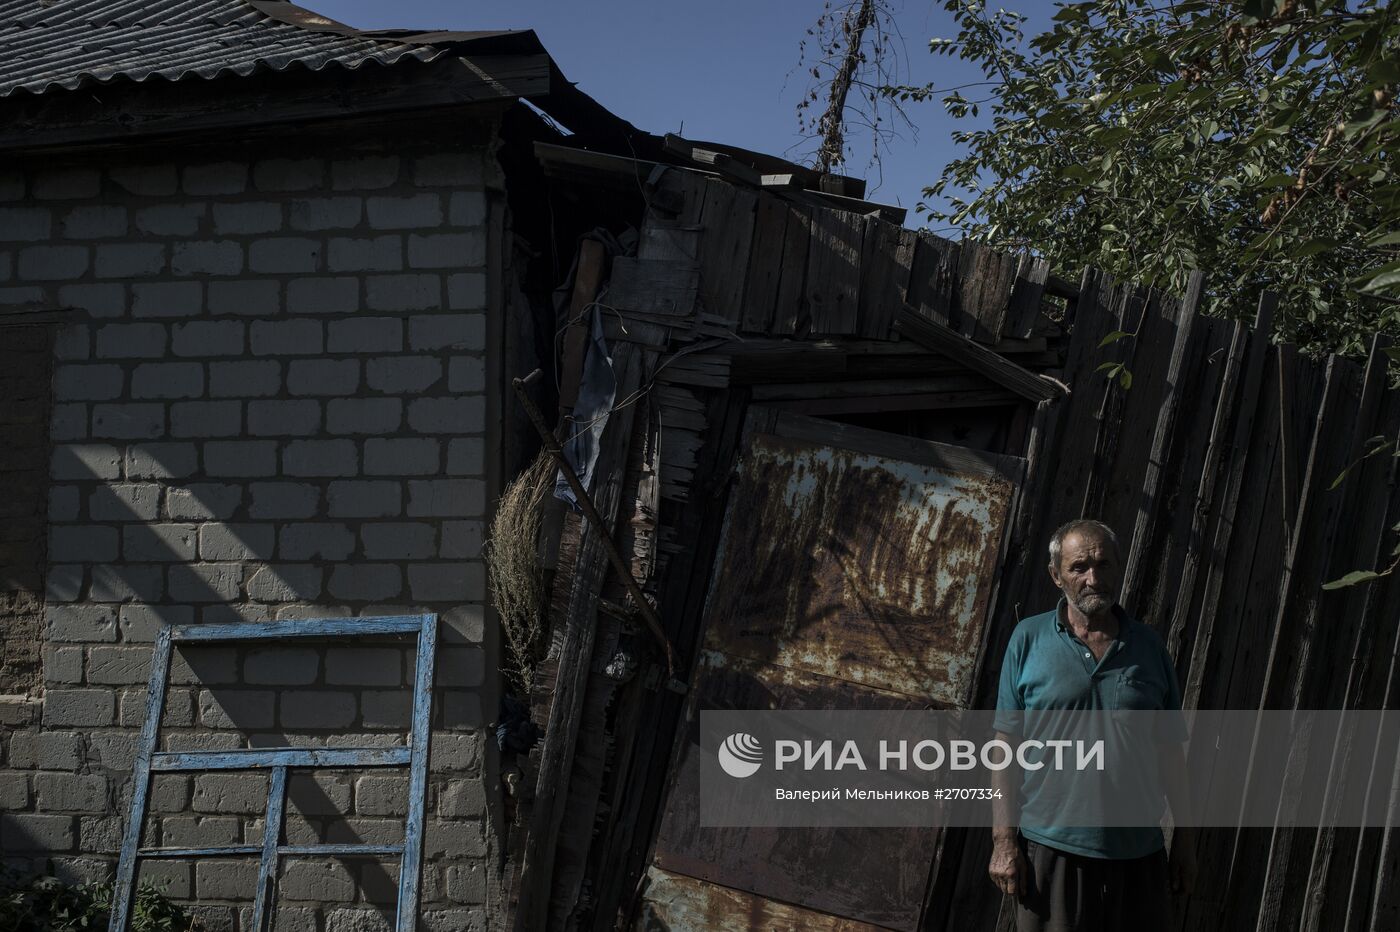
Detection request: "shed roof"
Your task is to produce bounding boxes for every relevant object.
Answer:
[0,0,521,98]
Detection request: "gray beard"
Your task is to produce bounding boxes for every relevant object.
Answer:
[1072,591,1113,615]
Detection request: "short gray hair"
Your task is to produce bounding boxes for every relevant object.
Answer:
[1048,519,1120,569]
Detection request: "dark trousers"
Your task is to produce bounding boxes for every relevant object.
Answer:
[1015,836,1173,932]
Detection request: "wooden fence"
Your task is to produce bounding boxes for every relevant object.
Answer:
[943,271,1400,932]
[513,153,1400,931]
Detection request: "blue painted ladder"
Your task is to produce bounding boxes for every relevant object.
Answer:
[107,614,439,932]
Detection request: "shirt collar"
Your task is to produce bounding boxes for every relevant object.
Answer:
[1053,595,1132,638]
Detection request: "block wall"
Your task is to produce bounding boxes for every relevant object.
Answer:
[0,123,502,931]
[0,316,54,694]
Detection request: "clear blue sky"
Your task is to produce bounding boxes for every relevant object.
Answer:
[306,0,1023,230]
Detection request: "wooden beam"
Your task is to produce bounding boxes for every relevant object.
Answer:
[1120,271,1204,601]
[515,344,646,932]
[1045,274,1080,300]
[786,187,906,226]
[557,239,608,413]
[751,374,996,401]
[762,390,1021,415]
[663,134,763,186]
[893,304,1064,403]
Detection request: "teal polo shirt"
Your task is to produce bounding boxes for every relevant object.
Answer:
[993,598,1188,859]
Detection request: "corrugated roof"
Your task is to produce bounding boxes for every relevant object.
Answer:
[0,0,518,99]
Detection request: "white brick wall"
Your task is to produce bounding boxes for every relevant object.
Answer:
[1,131,499,925]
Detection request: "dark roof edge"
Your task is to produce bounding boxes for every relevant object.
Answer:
[249,1,539,49]
[0,2,846,191]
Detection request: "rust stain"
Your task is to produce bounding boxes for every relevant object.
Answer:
[703,431,1013,707]
[642,426,1015,929]
[638,866,895,931]
[649,653,940,930]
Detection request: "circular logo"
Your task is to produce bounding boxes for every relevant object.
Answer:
[717,732,763,778]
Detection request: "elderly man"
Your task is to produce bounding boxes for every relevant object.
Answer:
[988,519,1196,932]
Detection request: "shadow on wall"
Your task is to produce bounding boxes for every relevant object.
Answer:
[40,444,485,919]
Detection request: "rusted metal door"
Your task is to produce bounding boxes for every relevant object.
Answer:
[640,408,1023,931]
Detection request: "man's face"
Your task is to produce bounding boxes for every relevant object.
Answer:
[1049,531,1120,617]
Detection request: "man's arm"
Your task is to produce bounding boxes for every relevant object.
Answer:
[1159,740,1197,895]
[988,730,1027,897]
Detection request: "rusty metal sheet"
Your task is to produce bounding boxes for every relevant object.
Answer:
[651,651,937,931]
[642,409,1021,930]
[701,411,1020,707]
[638,866,892,932]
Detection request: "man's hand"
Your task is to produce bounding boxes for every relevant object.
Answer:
[988,835,1027,897]
[1169,830,1197,896]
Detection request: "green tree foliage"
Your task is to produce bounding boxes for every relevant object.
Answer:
[0,867,197,932]
[898,0,1399,356]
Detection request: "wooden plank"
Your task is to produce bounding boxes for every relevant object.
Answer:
[136,845,262,859]
[659,429,704,474]
[787,187,907,225]
[874,334,1046,355]
[395,613,438,932]
[558,239,608,412]
[1004,255,1053,340]
[740,194,790,334]
[1200,364,1288,712]
[1250,355,1361,932]
[151,747,411,771]
[663,134,765,186]
[893,305,1062,403]
[597,391,752,924]
[1070,281,1142,522]
[724,336,1051,384]
[607,257,699,318]
[639,220,702,263]
[1014,268,1124,614]
[1179,294,1278,711]
[806,208,865,335]
[906,233,960,329]
[771,205,813,336]
[931,396,1053,932]
[858,219,916,339]
[1119,272,1204,604]
[109,625,173,932]
[751,374,995,401]
[640,865,888,931]
[278,844,404,857]
[1179,312,1284,932]
[1164,308,1266,672]
[171,615,424,641]
[514,344,645,932]
[251,765,287,932]
[1291,340,1395,932]
[657,404,711,433]
[1260,355,1361,709]
[956,242,1020,343]
[601,313,670,351]
[1335,388,1400,932]
[696,180,757,328]
[536,143,698,199]
[548,673,620,927]
[655,351,731,388]
[761,390,1021,416]
[1116,310,1233,637]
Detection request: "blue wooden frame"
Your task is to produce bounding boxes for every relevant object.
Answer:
[108,614,438,932]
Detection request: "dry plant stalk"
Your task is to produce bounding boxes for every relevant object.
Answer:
[485,449,554,694]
